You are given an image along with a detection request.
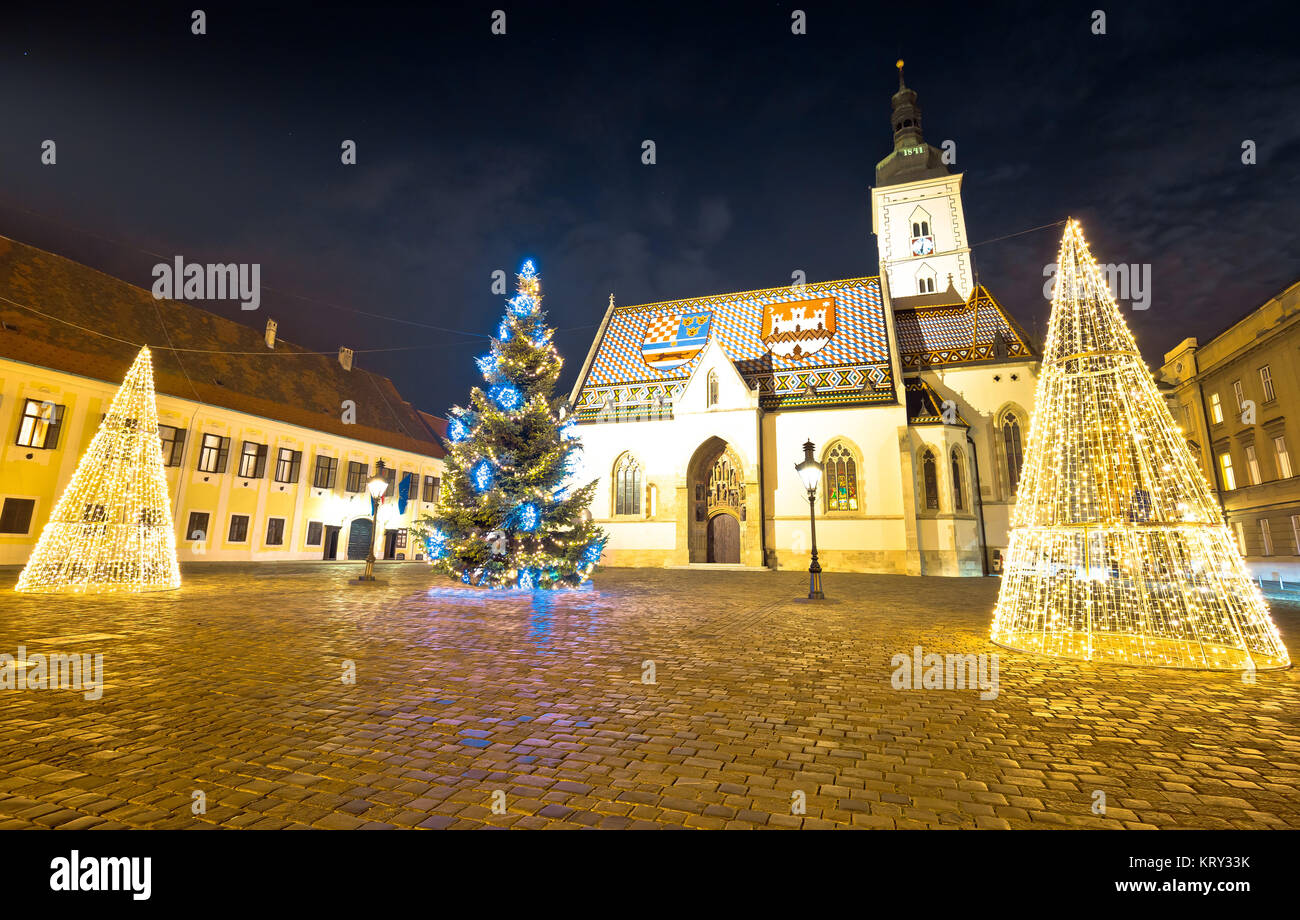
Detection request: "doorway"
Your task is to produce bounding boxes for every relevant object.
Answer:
[707,513,740,563]
[323,525,341,560]
[346,517,373,560]
[383,529,398,560]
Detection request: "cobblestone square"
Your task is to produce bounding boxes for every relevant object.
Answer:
[1,564,1297,830]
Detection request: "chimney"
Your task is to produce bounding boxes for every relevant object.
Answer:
[338,346,353,372]
[265,318,277,349]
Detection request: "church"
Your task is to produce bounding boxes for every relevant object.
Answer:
[568,66,1040,576]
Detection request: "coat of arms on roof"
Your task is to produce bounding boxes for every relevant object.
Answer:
[761,296,836,359]
[640,312,711,370]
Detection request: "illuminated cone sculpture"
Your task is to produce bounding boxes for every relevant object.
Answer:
[16,346,181,593]
[991,221,1289,670]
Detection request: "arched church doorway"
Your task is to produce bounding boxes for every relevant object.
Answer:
[346,517,373,560]
[687,437,745,563]
[707,512,740,563]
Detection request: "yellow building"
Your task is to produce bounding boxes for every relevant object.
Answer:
[0,234,446,566]
[1159,279,1300,585]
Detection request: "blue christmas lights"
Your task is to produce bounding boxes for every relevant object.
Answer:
[508,295,534,318]
[517,567,538,590]
[517,502,540,532]
[498,319,512,341]
[427,529,450,559]
[488,383,522,410]
[472,459,494,491]
[476,353,498,377]
[448,416,472,443]
[582,541,603,565]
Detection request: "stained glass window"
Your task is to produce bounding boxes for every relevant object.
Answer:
[1003,414,1023,493]
[951,448,965,511]
[615,454,641,516]
[922,449,939,510]
[824,442,858,511]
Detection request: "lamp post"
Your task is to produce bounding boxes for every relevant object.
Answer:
[359,459,390,582]
[794,439,825,599]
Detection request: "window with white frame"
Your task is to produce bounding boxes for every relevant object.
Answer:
[1260,519,1273,556]
[1210,392,1223,424]
[1233,379,1245,411]
[1234,521,1246,554]
[1260,365,1276,402]
[1244,444,1261,485]
[1291,515,1300,556]
[1219,452,1236,490]
[1274,436,1293,478]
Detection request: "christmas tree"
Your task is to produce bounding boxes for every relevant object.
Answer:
[415,260,605,589]
[990,221,1290,670]
[16,346,182,594]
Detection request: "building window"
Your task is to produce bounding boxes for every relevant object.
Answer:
[951,448,965,511]
[345,461,368,493]
[1275,436,1293,479]
[707,369,719,407]
[1002,413,1023,494]
[917,274,935,294]
[422,475,440,503]
[0,498,36,534]
[1233,380,1245,411]
[1260,365,1276,403]
[186,511,210,542]
[197,434,231,473]
[306,521,324,546]
[238,441,268,479]
[381,464,396,494]
[16,399,65,449]
[1260,519,1273,556]
[158,424,186,466]
[265,517,285,546]
[824,442,858,511]
[614,454,642,516]
[1245,445,1261,485]
[1234,521,1246,554]
[1291,515,1300,555]
[395,529,408,549]
[274,448,302,484]
[1210,392,1223,424]
[922,449,939,510]
[1219,452,1236,491]
[228,514,250,542]
[313,455,338,489]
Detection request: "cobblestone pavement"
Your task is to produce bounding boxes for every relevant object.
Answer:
[0,563,1297,830]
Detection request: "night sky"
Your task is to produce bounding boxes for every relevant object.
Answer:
[2,1,1296,416]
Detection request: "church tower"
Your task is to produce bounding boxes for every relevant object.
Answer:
[870,61,974,303]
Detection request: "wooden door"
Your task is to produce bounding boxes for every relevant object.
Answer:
[707,513,740,563]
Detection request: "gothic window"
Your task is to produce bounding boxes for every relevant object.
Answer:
[922,449,940,510]
[950,448,965,511]
[1003,413,1024,494]
[614,454,642,516]
[918,277,935,294]
[707,369,719,407]
[823,442,859,512]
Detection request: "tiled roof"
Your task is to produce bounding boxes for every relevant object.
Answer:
[894,284,1036,369]
[0,235,444,458]
[905,377,967,426]
[573,276,895,420]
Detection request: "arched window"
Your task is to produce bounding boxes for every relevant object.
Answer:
[950,448,965,511]
[922,449,939,510]
[918,277,935,294]
[1002,413,1024,494]
[823,442,859,511]
[614,454,642,516]
[707,369,719,407]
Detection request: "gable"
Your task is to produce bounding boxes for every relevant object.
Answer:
[894,284,1036,370]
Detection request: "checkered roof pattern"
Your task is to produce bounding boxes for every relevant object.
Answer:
[580,277,889,390]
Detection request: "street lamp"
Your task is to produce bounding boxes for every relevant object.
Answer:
[794,439,825,599]
[359,459,390,582]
